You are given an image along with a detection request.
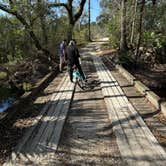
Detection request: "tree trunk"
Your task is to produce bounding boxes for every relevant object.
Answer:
[66,0,86,41]
[120,0,128,52]
[88,0,92,41]
[135,0,145,68]
[27,29,49,56]
[19,18,53,61]
[130,0,137,44]
[68,23,74,41]
[40,16,48,46]
[48,0,86,41]
[38,0,48,46]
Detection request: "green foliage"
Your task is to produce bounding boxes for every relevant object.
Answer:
[119,51,135,70]
[22,82,32,91]
[74,27,89,43]
[142,30,166,63]
[108,14,121,48]
[143,31,166,47]
[153,33,166,63]
[0,85,11,101]
[89,22,109,40]
[0,72,7,80]
[98,0,166,64]
[154,34,166,49]
[0,16,33,63]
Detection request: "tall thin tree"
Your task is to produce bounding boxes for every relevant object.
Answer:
[130,0,138,44]
[135,0,145,67]
[88,0,92,41]
[120,0,128,52]
[38,0,48,46]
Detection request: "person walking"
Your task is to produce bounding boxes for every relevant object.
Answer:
[66,39,86,82]
[58,39,67,72]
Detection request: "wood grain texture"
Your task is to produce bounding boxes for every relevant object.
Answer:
[93,56,166,166]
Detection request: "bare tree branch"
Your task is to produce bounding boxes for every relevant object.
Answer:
[47,0,87,40]
[0,3,52,58]
[0,4,11,14]
[48,0,86,23]
[48,2,67,9]
[74,0,86,22]
[0,3,29,27]
[9,0,14,5]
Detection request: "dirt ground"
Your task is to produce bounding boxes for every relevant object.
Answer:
[102,49,166,89]
[97,43,166,98]
[134,64,166,89]
[0,100,43,165]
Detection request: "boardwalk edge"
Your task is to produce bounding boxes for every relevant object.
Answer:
[116,64,166,116]
[1,68,58,121]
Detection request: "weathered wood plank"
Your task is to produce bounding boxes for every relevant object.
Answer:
[3,74,68,166]
[28,75,70,151]
[4,74,75,165]
[25,79,75,164]
[104,61,166,161]
[48,80,75,150]
[93,56,166,165]
[94,58,136,164]
[15,74,68,152]
[101,58,166,161]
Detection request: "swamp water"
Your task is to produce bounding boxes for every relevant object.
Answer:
[0,86,16,113]
[0,82,32,113]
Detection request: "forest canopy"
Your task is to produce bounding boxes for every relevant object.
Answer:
[0,0,165,90]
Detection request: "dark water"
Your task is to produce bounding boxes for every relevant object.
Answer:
[0,97,15,113]
[0,82,31,113]
[0,86,16,113]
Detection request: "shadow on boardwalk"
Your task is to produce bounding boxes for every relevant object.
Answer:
[2,41,166,166]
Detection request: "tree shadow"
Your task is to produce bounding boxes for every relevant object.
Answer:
[3,97,73,165]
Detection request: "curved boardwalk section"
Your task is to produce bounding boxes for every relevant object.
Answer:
[3,74,75,165]
[93,55,166,166]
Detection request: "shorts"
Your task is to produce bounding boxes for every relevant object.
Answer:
[59,55,65,64]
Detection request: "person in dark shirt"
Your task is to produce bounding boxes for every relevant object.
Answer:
[67,40,86,82]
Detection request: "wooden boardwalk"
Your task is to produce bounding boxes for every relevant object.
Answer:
[51,50,125,165]
[4,74,75,165]
[93,55,166,165]
[3,41,166,166]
